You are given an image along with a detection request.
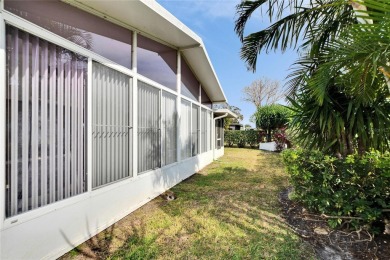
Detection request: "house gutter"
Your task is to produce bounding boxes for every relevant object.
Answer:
[213,113,228,160]
[214,113,228,121]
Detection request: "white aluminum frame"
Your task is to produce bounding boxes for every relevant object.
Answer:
[0,6,6,231]
[0,2,216,243]
[176,51,182,162]
[0,3,225,258]
[132,31,138,177]
[87,58,93,192]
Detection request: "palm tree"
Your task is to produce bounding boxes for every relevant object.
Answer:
[288,83,390,156]
[235,0,357,72]
[236,0,390,155]
[288,0,390,155]
[308,0,390,104]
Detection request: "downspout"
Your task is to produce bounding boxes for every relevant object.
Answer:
[213,113,228,160]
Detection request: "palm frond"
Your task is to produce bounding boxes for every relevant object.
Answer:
[235,0,308,42]
[309,9,390,103]
[235,0,268,41]
[240,9,312,71]
[237,0,356,71]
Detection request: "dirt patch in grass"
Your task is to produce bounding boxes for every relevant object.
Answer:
[280,188,390,260]
[61,148,316,259]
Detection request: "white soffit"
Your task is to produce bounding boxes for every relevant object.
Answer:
[63,0,227,103]
[213,109,238,119]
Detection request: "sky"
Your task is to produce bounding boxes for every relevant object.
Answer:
[158,0,300,127]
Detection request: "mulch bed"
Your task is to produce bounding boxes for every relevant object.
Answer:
[279,188,390,260]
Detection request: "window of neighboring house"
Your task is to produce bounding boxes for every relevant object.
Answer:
[5,0,132,68]
[92,62,132,188]
[137,81,161,173]
[5,25,87,217]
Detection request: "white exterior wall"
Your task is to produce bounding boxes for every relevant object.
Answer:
[260,142,277,151]
[259,142,287,152]
[1,151,214,260]
[215,146,224,159]
[0,3,225,259]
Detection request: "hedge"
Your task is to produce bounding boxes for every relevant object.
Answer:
[282,149,390,232]
[224,130,263,148]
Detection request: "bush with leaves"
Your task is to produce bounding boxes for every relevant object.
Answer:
[224,130,263,148]
[273,128,290,152]
[254,104,291,142]
[224,130,235,147]
[235,131,247,148]
[288,77,390,157]
[282,148,390,231]
[246,130,260,148]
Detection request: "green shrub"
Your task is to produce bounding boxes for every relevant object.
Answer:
[225,131,235,147]
[282,149,390,231]
[246,130,260,148]
[273,128,290,152]
[224,130,262,148]
[236,131,247,148]
[254,104,291,142]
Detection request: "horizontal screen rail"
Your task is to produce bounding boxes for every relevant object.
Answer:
[93,125,133,128]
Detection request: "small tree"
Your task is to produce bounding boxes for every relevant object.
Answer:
[254,104,290,142]
[244,124,252,130]
[242,77,285,107]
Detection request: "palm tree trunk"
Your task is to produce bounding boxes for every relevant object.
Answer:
[341,131,348,157]
[267,129,272,142]
[347,133,354,155]
[379,66,390,93]
[357,137,366,155]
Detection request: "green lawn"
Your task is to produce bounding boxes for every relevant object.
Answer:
[62,148,315,259]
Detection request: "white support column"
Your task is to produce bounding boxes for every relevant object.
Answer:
[190,103,193,156]
[198,84,201,103]
[176,51,181,162]
[132,32,138,176]
[198,85,202,153]
[0,10,6,229]
[87,58,93,192]
[212,115,215,160]
[159,89,162,166]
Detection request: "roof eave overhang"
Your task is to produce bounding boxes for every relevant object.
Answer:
[62,0,227,103]
[213,109,238,119]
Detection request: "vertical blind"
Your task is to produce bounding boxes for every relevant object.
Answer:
[201,108,212,153]
[5,25,87,217]
[180,99,191,160]
[138,81,161,173]
[208,110,212,151]
[191,104,199,156]
[92,62,132,188]
[161,91,177,166]
[4,26,216,218]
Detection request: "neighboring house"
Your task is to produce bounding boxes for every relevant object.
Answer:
[213,109,237,157]
[0,0,234,258]
[228,123,243,131]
